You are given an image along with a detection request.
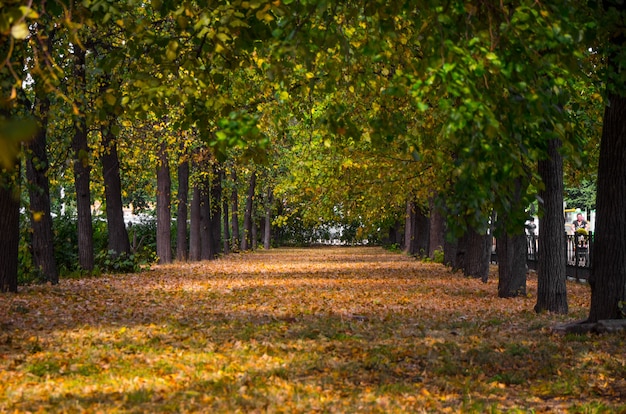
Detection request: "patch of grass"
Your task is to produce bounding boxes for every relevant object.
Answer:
[26,359,62,377]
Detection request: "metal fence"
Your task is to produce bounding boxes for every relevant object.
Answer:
[495,232,593,282]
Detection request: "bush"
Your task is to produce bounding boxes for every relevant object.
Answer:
[95,250,141,273]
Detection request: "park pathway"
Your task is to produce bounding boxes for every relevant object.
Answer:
[1,246,621,413]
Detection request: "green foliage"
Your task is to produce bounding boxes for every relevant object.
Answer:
[95,250,141,273]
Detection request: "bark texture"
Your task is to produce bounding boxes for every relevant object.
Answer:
[101,121,130,256]
[0,165,19,293]
[535,139,568,314]
[176,156,189,261]
[71,47,94,271]
[156,143,172,264]
[497,233,527,297]
[231,169,240,252]
[589,96,626,320]
[241,171,256,251]
[189,184,201,261]
[25,95,58,284]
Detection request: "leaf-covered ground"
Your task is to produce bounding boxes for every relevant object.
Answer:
[1,247,624,413]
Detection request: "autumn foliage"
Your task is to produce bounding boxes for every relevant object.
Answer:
[1,247,624,412]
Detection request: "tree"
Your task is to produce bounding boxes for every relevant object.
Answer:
[0,163,19,292]
[588,1,626,322]
[100,116,131,257]
[25,78,58,284]
[535,138,568,313]
[241,170,257,251]
[176,144,189,262]
[156,141,172,264]
[70,45,94,271]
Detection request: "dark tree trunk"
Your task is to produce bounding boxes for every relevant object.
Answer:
[25,94,58,284]
[176,153,189,262]
[428,198,445,260]
[462,227,490,281]
[264,187,272,250]
[588,3,626,322]
[200,183,212,260]
[231,169,240,251]
[497,233,527,297]
[101,120,130,256]
[156,142,172,264]
[241,171,256,251]
[535,139,568,314]
[0,163,20,293]
[443,220,459,268]
[497,179,528,298]
[415,206,430,258]
[222,169,230,255]
[251,220,258,250]
[209,163,222,258]
[71,47,94,271]
[189,184,201,261]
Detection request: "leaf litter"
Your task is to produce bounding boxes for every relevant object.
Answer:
[0,247,624,413]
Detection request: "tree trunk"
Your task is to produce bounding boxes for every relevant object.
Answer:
[497,232,527,297]
[200,183,212,260]
[415,206,430,258]
[0,163,20,293]
[222,170,231,255]
[264,187,272,250]
[71,47,94,271]
[101,120,130,257]
[209,163,222,258]
[535,138,568,314]
[588,3,626,322]
[497,179,527,297]
[231,169,240,251]
[189,184,201,261]
[176,153,189,262]
[241,171,256,251]
[462,226,490,281]
[25,94,58,284]
[403,199,414,253]
[428,198,445,260]
[156,142,172,264]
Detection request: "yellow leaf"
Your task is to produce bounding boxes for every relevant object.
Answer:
[11,22,29,40]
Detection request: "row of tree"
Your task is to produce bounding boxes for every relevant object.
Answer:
[0,1,624,325]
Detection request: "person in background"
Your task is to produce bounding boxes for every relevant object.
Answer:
[571,213,588,233]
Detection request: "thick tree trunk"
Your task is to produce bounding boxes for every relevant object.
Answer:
[231,169,240,251]
[589,97,626,320]
[176,154,189,262]
[415,206,430,258]
[535,139,568,314]
[101,120,130,257]
[588,3,626,322]
[497,179,527,297]
[428,198,445,259]
[189,184,201,261]
[462,227,490,281]
[156,142,172,264]
[25,94,58,284]
[241,171,256,251]
[0,163,20,293]
[72,47,94,271]
[497,232,527,297]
